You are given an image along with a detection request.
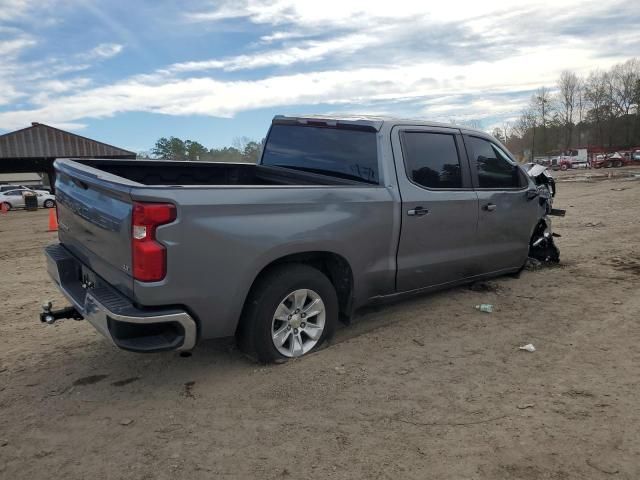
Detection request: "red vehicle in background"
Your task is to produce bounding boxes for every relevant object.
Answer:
[591,149,640,168]
[557,149,588,170]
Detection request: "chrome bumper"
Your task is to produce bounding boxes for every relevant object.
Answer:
[45,244,197,352]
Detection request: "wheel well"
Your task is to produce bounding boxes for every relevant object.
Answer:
[247,252,354,320]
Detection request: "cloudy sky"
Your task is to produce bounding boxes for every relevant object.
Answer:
[0,0,638,151]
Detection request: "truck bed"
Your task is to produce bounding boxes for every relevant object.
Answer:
[78,159,359,187]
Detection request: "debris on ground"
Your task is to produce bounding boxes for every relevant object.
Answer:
[119,418,134,426]
[182,381,196,399]
[475,304,493,313]
[586,458,619,475]
[525,257,542,271]
[584,221,605,228]
[469,282,499,293]
[412,338,425,347]
[519,344,536,352]
[517,404,535,410]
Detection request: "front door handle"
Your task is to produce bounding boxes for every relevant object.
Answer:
[407,206,429,216]
[484,203,497,212]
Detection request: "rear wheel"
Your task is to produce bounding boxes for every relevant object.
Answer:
[560,163,568,171]
[614,160,623,168]
[237,264,338,363]
[1,202,11,211]
[44,199,55,208]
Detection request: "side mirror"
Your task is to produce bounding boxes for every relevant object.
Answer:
[526,189,539,200]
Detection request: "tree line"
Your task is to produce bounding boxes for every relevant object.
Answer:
[495,57,640,159]
[140,136,262,163]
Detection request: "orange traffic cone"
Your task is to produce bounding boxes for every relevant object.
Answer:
[48,207,58,232]
[0,203,7,214]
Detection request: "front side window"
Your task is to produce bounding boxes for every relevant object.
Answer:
[467,137,524,189]
[262,124,379,184]
[401,132,462,189]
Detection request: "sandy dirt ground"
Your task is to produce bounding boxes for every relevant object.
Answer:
[1,169,639,479]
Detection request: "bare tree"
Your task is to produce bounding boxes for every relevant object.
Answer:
[502,121,511,144]
[533,87,552,153]
[607,58,640,145]
[514,107,537,160]
[504,57,640,156]
[575,76,586,145]
[491,127,505,144]
[457,119,483,129]
[557,71,579,148]
[584,71,609,145]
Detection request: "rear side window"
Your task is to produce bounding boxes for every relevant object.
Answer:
[262,124,379,184]
[401,132,462,189]
[466,137,525,189]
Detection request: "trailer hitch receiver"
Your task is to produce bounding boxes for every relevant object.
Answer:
[40,301,84,325]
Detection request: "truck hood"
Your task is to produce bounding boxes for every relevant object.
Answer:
[523,163,556,198]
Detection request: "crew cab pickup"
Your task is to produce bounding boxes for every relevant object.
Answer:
[43,115,559,362]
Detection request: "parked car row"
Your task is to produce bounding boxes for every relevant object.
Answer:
[0,187,56,210]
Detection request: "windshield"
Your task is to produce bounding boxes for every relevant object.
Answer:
[261,124,379,184]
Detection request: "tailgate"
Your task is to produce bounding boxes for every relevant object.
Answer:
[54,159,135,298]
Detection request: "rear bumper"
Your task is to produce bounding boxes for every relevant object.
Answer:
[45,244,197,352]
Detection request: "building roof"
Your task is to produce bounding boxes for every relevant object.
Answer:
[0,123,135,159]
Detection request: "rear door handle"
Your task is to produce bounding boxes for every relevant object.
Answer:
[407,206,429,216]
[484,203,497,212]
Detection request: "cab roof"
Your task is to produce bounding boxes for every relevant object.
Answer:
[272,114,488,136]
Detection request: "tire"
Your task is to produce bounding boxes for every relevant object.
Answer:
[1,202,11,211]
[614,160,622,168]
[44,199,55,208]
[237,264,338,363]
[560,164,568,171]
[606,161,613,168]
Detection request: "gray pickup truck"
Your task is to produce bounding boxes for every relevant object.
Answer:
[42,115,560,362]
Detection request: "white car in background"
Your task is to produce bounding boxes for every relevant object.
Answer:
[0,188,56,210]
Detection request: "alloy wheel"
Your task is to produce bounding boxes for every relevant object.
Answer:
[271,289,326,358]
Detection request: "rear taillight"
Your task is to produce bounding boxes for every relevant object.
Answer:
[132,202,176,282]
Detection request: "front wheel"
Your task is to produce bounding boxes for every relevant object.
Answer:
[237,264,338,363]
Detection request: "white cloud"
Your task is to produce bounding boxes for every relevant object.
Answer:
[168,32,376,72]
[0,41,625,130]
[259,31,309,44]
[0,35,35,56]
[0,0,38,21]
[81,42,124,60]
[37,77,92,94]
[0,0,638,135]
[186,0,590,27]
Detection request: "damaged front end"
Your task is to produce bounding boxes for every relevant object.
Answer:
[529,217,560,263]
[524,163,563,263]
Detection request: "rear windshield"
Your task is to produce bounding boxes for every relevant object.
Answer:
[261,124,379,184]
